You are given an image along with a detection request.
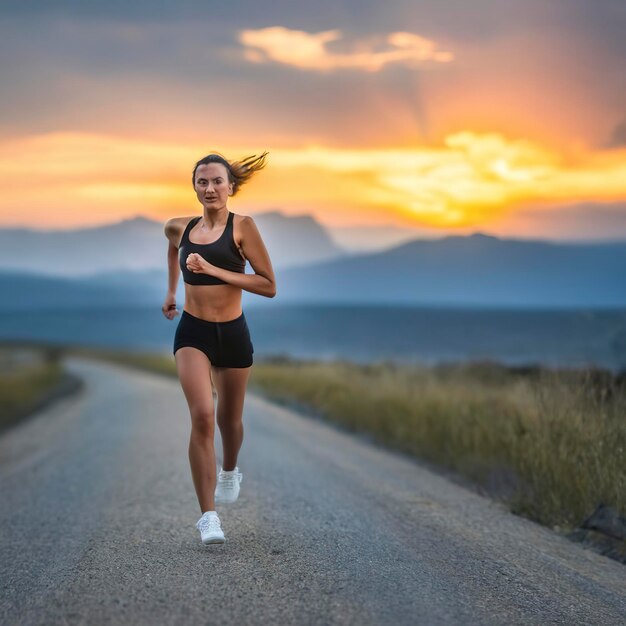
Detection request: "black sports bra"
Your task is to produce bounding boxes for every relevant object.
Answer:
[178,211,246,286]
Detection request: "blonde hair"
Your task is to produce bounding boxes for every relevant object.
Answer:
[192,150,269,196]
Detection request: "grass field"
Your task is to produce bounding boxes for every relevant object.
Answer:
[246,356,626,530]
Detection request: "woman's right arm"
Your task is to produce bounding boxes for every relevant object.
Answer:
[162,219,182,319]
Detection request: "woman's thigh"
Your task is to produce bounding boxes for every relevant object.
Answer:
[211,366,252,422]
[175,347,215,428]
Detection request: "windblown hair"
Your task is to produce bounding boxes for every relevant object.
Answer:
[192,150,269,196]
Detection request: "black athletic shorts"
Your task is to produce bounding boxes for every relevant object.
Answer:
[173,309,254,368]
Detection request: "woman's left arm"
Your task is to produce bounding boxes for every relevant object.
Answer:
[188,216,277,297]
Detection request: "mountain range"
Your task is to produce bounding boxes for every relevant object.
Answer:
[2,227,625,309]
[0,210,345,277]
[274,233,626,307]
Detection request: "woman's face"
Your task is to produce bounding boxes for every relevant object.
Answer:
[194,162,233,211]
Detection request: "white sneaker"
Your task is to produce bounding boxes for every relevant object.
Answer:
[196,511,225,544]
[214,466,243,504]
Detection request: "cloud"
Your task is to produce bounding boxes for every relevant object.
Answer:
[238,26,453,72]
[1,11,624,149]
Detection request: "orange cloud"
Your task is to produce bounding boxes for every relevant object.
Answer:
[1,131,626,230]
[238,27,453,72]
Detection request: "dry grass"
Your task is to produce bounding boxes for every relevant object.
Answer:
[247,357,626,529]
[0,345,64,431]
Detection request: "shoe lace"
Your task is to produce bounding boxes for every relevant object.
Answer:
[198,515,221,532]
[219,470,242,486]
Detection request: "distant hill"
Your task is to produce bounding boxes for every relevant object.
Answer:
[273,233,626,307]
[0,269,166,311]
[2,232,626,309]
[0,210,345,277]
[251,210,345,268]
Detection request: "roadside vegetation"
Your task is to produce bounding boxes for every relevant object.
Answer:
[0,344,68,432]
[246,356,626,530]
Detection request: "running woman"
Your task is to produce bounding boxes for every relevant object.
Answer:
[162,151,276,545]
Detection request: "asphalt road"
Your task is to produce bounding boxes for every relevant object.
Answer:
[1,357,624,626]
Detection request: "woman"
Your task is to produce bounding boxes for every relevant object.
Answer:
[161,151,276,546]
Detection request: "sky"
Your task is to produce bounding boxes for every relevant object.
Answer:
[1,0,626,240]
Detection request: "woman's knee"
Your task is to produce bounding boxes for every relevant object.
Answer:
[217,412,243,430]
[190,407,215,437]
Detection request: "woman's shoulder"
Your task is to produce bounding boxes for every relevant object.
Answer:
[164,215,198,245]
[230,212,254,226]
[230,212,255,248]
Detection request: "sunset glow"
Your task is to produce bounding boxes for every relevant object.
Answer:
[2,131,625,229]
